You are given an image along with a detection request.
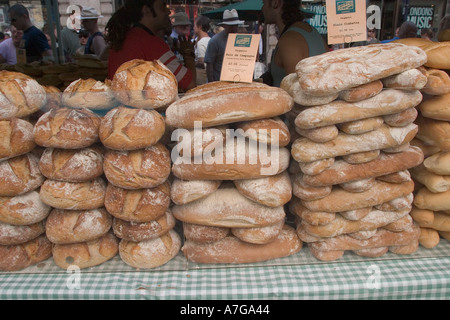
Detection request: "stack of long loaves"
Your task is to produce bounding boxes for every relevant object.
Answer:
[0,71,52,271]
[165,81,303,264]
[392,38,450,248]
[101,59,181,269]
[281,43,428,261]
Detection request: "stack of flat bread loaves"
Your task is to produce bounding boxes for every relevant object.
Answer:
[282,43,427,261]
[100,105,180,270]
[0,71,52,271]
[33,106,119,270]
[166,81,302,264]
[394,38,450,249]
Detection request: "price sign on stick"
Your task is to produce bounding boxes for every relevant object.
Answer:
[326,0,367,45]
[220,33,261,83]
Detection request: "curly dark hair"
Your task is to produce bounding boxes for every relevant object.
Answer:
[104,0,157,51]
[281,0,305,26]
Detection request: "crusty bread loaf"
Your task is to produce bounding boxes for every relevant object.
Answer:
[33,107,101,149]
[423,150,450,175]
[38,146,103,182]
[103,143,171,190]
[234,117,291,147]
[291,172,331,201]
[112,210,175,242]
[0,70,47,119]
[165,81,294,129]
[0,191,51,225]
[298,157,335,176]
[414,186,450,211]
[418,92,450,121]
[339,177,376,193]
[62,78,119,110]
[170,178,222,205]
[0,152,44,196]
[295,43,427,96]
[119,229,181,269]
[39,178,106,210]
[410,137,440,158]
[231,220,284,244]
[0,118,36,160]
[233,171,292,207]
[182,225,302,264]
[342,150,380,164]
[422,41,450,70]
[52,231,119,269]
[295,124,339,143]
[183,223,230,243]
[0,220,45,245]
[171,184,286,228]
[337,117,384,135]
[104,181,170,222]
[46,207,112,244]
[172,139,290,180]
[410,164,450,193]
[382,107,418,127]
[421,68,450,96]
[381,68,427,90]
[99,106,166,151]
[302,147,423,186]
[302,179,415,213]
[415,114,450,150]
[0,234,52,271]
[280,73,338,106]
[290,197,336,225]
[111,59,178,109]
[414,211,450,232]
[418,227,440,248]
[294,89,422,129]
[338,80,384,102]
[291,123,418,163]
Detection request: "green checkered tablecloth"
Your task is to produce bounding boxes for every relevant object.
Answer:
[1,241,450,300]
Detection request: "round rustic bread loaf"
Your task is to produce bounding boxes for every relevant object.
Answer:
[104,181,170,222]
[99,106,166,150]
[39,178,106,210]
[119,229,181,269]
[52,231,119,269]
[45,207,112,244]
[0,118,36,161]
[111,59,178,109]
[170,178,222,205]
[103,143,171,190]
[0,70,47,120]
[0,220,45,245]
[112,209,176,242]
[33,107,101,149]
[62,78,119,110]
[0,190,51,225]
[0,152,45,197]
[38,146,103,182]
[0,234,52,271]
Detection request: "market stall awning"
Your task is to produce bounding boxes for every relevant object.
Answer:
[202,0,263,22]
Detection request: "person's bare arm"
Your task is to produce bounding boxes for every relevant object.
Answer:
[277,31,310,75]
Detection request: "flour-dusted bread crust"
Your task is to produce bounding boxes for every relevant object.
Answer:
[0,118,36,160]
[62,78,119,110]
[0,191,51,225]
[294,89,423,129]
[33,107,101,149]
[381,68,428,90]
[0,70,47,120]
[165,81,294,128]
[170,178,222,205]
[183,223,230,243]
[171,185,286,228]
[421,68,450,96]
[418,92,450,121]
[415,114,450,150]
[104,181,170,222]
[423,150,450,175]
[99,106,166,151]
[234,117,291,147]
[119,229,181,269]
[295,43,427,96]
[0,220,45,245]
[103,143,171,190]
[0,234,52,271]
[46,207,112,244]
[182,225,302,264]
[393,38,450,70]
[38,146,103,182]
[111,59,178,109]
[231,219,284,244]
[338,80,384,102]
[52,231,119,269]
[0,153,44,197]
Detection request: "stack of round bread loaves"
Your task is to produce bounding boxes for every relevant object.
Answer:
[0,71,53,271]
[166,81,302,264]
[393,38,450,249]
[100,105,180,270]
[33,106,119,270]
[282,43,427,261]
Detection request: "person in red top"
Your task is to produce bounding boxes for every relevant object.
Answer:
[104,0,196,92]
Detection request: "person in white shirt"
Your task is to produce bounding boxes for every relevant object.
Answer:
[0,25,23,65]
[193,15,211,85]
